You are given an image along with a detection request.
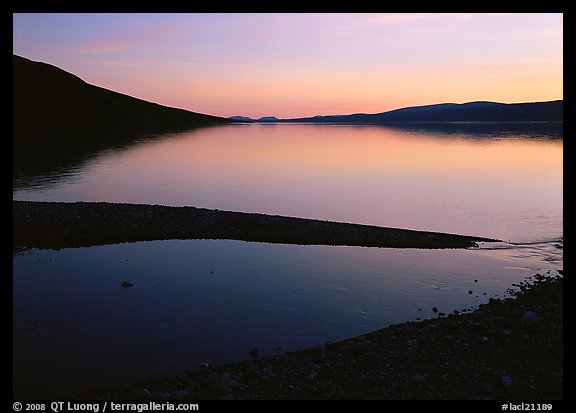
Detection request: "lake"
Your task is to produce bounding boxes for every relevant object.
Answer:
[13,123,562,242]
[13,124,563,398]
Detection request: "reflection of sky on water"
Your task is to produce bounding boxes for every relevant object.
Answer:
[13,238,562,398]
[13,124,563,243]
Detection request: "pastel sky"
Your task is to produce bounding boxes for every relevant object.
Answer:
[13,13,563,119]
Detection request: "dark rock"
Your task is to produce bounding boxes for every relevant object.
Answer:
[522,310,539,323]
[411,374,427,383]
[358,340,375,350]
[121,281,134,288]
[133,388,151,398]
[502,375,513,387]
[22,321,40,330]
[432,307,438,313]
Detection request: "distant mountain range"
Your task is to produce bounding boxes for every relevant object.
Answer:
[229,115,279,122]
[13,54,231,143]
[230,100,563,124]
[13,53,562,145]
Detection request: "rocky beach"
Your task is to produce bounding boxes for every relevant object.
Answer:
[13,201,497,252]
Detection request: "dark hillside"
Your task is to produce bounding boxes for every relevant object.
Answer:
[282,100,563,123]
[13,55,231,176]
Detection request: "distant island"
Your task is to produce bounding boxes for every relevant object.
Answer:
[229,115,279,122]
[230,100,563,124]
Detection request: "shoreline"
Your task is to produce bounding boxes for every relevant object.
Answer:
[77,273,562,400]
[13,201,497,252]
[12,201,562,400]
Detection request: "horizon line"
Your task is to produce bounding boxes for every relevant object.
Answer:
[228,98,564,120]
[13,53,562,121]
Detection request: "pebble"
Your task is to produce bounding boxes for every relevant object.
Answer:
[22,321,40,330]
[522,310,539,323]
[133,388,151,398]
[358,340,375,350]
[502,375,513,387]
[411,374,427,383]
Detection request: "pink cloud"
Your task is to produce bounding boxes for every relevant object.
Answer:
[73,17,186,54]
[76,37,142,53]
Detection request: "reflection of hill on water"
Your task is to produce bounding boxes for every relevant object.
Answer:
[13,54,231,182]
[13,126,212,186]
[377,121,563,139]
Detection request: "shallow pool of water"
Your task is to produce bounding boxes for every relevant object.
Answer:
[13,238,562,398]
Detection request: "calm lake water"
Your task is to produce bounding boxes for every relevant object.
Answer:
[13,124,563,398]
[14,124,562,243]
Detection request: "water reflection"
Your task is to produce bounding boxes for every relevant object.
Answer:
[13,124,562,243]
[13,238,562,398]
[13,125,216,184]
[374,121,563,138]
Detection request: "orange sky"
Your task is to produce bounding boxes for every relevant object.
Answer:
[13,13,563,118]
